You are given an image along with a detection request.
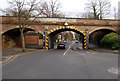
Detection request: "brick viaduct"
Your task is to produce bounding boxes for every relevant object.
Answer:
[1,16,119,49]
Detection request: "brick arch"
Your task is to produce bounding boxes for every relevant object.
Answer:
[1,26,44,35]
[47,26,87,49]
[89,27,116,35]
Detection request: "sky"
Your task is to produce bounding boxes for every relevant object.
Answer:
[0,0,120,19]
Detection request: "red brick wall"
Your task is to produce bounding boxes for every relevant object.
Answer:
[1,17,119,36]
[24,35,43,45]
[38,39,43,45]
[25,35,39,45]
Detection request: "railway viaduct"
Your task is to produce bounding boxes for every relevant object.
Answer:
[1,16,119,49]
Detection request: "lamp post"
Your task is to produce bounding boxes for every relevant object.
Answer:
[85,28,89,49]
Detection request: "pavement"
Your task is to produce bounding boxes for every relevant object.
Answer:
[89,44,119,54]
[1,46,46,66]
[2,42,118,79]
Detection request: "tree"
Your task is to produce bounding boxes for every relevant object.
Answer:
[98,0,111,19]
[85,0,111,19]
[113,7,117,19]
[118,2,120,20]
[40,0,63,17]
[85,1,99,19]
[81,12,94,19]
[2,0,42,52]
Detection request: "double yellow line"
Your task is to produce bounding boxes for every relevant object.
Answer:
[1,55,18,66]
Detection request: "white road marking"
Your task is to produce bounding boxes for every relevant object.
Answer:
[82,54,86,55]
[70,50,85,55]
[108,67,119,75]
[86,52,90,53]
[63,42,74,56]
[91,53,96,55]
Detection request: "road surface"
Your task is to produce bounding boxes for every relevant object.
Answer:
[3,42,118,79]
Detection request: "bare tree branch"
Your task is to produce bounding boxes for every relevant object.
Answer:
[85,0,111,19]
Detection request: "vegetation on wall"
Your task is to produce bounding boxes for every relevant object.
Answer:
[38,32,43,39]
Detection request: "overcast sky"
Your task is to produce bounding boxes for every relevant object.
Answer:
[0,0,120,18]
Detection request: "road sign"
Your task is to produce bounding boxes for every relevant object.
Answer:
[64,21,68,26]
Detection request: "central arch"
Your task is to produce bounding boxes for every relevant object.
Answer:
[47,26,87,49]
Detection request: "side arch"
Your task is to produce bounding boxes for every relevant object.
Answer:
[89,27,116,46]
[89,27,116,35]
[1,26,44,35]
[47,26,87,49]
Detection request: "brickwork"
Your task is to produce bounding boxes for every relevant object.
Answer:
[38,39,43,45]
[25,35,39,45]
[2,35,16,48]
[1,17,119,49]
[1,17,119,35]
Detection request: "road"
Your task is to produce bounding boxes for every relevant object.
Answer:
[2,42,118,79]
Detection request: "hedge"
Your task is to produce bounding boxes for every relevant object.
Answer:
[101,32,120,50]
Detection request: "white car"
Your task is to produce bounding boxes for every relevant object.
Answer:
[63,40,66,43]
[75,40,78,43]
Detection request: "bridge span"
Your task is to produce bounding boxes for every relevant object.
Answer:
[1,16,119,49]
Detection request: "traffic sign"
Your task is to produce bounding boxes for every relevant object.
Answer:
[64,21,68,26]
